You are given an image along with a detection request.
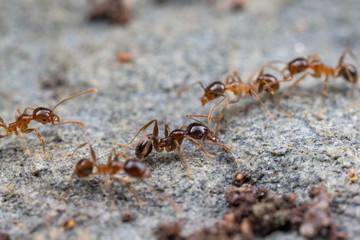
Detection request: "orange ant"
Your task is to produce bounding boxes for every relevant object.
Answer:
[178,67,292,134]
[118,118,232,179]
[59,142,180,212]
[0,89,97,158]
[271,49,359,118]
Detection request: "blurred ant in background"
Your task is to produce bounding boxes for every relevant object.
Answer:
[178,65,292,134]
[0,89,97,158]
[269,48,358,118]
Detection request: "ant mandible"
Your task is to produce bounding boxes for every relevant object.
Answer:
[60,142,180,212]
[178,67,292,134]
[272,48,358,118]
[118,118,232,179]
[0,89,97,158]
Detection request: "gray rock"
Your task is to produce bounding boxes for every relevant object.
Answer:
[1,0,360,239]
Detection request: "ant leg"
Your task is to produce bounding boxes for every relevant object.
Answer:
[318,75,329,119]
[177,81,205,97]
[207,95,227,124]
[271,93,292,118]
[16,127,32,157]
[213,97,241,135]
[337,48,359,67]
[58,172,76,200]
[143,180,180,214]
[22,107,36,115]
[117,119,158,147]
[201,137,232,153]
[22,128,50,158]
[15,108,21,120]
[110,176,144,206]
[62,142,98,165]
[282,73,309,98]
[225,73,237,85]
[184,135,215,158]
[350,81,360,107]
[104,176,116,211]
[164,124,171,137]
[174,140,193,179]
[249,89,276,118]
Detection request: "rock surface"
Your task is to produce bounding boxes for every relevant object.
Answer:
[1,0,360,239]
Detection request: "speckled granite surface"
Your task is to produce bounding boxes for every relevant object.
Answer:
[1,0,360,239]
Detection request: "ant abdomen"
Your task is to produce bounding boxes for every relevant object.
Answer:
[288,57,308,74]
[135,135,154,159]
[75,158,94,177]
[124,159,151,179]
[338,64,358,82]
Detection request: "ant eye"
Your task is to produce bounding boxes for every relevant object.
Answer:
[42,118,46,122]
[297,68,301,73]
[198,133,203,138]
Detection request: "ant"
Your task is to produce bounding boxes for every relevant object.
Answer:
[0,89,97,158]
[177,67,292,134]
[59,142,180,212]
[270,48,359,118]
[117,118,232,179]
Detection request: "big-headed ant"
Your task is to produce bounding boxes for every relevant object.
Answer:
[178,67,292,134]
[60,142,179,212]
[0,89,97,158]
[271,49,359,118]
[118,118,232,179]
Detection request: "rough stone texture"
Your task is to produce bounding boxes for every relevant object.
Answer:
[0,0,360,239]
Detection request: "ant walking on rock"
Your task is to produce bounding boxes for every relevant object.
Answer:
[178,66,292,134]
[118,118,232,179]
[0,89,97,158]
[270,48,359,118]
[59,142,179,212]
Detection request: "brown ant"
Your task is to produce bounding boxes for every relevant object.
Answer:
[0,89,97,158]
[59,142,180,212]
[178,67,292,134]
[271,48,359,118]
[118,118,232,179]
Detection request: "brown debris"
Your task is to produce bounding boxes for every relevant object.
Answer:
[230,0,246,11]
[155,222,185,240]
[0,232,11,240]
[88,0,133,24]
[63,219,75,231]
[347,169,358,182]
[156,185,346,240]
[117,52,133,63]
[121,209,134,222]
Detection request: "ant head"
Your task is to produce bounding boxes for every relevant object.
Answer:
[338,64,358,83]
[135,135,154,159]
[75,158,94,178]
[201,81,225,105]
[288,57,308,75]
[256,74,279,93]
[186,122,216,142]
[32,107,59,124]
[124,159,151,179]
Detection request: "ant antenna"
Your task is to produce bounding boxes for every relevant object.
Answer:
[51,89,97,126]
[52,89,97,111]
[177,81,205,96]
